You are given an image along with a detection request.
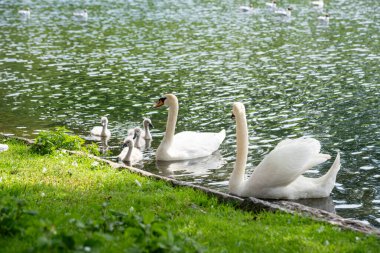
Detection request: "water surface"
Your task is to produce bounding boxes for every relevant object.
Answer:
[0,0,379,227]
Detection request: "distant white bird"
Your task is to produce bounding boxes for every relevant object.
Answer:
[266,0,277,11]
[91,116,111,137]
[18,8,31,17]
[73,9,88,19]
[318,13,330,23]
[312,0,324,9]
[118,137,143,164]
[0,144,9,152]
[239,5,254,13]
[275,7,292,17]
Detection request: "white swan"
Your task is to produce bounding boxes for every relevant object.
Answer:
[127,118,153,140]
[18,8,31,17]
[90,116,111,137]
[117,137,143,164]
[312,0,324,9]
[229,102,341,199]
[239,5,254,13]
[154,94,226,161]
[131,128,147,149]
[275,7,292,17]
[265,0,277,11]
[318,13,330,23]
[73,9,88,19]
[0,144,9,152]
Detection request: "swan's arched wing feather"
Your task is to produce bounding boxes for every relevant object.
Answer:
[250,138,330,187]
[171,130,225,158]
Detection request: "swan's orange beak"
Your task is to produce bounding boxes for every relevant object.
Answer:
[154,97,166,108]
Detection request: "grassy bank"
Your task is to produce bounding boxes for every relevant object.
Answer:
[0,138,379,252]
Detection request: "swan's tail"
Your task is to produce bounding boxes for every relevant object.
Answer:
[317,152,341,195]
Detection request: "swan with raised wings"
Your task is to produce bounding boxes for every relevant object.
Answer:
[229,102,340,199]
[154,94,225,161]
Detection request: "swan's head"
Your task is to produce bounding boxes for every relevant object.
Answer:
[122,137,134,148]
[154,94,177,108]
[101,117,108,126]
[232,102,246,119]
[133,128,142,139]
[143,118,153,128]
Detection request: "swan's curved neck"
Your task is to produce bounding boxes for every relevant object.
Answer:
[124,145,133,162]
[144,123,152,140]
[101,122,108,136]
[163,100,178,143]
[229,111,249,194]
[135,134,141,148]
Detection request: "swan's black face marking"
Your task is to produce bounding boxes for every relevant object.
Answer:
[133,129,141,139]
[154,97,166,108]
[122,140,133,148]
[148,123,154,128]
[231,112,236,120]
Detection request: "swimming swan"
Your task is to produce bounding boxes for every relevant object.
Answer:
[0,144,9,152]
[266,0,277,10]
[18,8,31,17]
[118,137,143,164]
[229,102,341,199]
[154,94,226,161]
[90,116,111,137]
[239,5,254,13]
[73,9,88,19]
[131,128,147,149]
[128,118,153,140]
[312,0,324,8]
[318,13,330,23]
[275,7,292,17]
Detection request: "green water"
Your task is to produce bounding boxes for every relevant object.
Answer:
[1,0,379,227]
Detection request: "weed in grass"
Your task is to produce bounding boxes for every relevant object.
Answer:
[0,198,37,237]
[30,127,99,155]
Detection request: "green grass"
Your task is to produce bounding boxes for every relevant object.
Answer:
[0,138,379,252]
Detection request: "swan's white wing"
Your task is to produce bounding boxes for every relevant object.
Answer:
[90,126,102,136]
[171,130,225,158]
[131,147,143,163]
[249,138,330,187]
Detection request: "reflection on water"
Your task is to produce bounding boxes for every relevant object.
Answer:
[155,151,226,178]
[294,197,336,214]
[0,0,379,227]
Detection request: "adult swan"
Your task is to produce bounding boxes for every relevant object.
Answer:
[154,94,226,161]
[230,102,340,199]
